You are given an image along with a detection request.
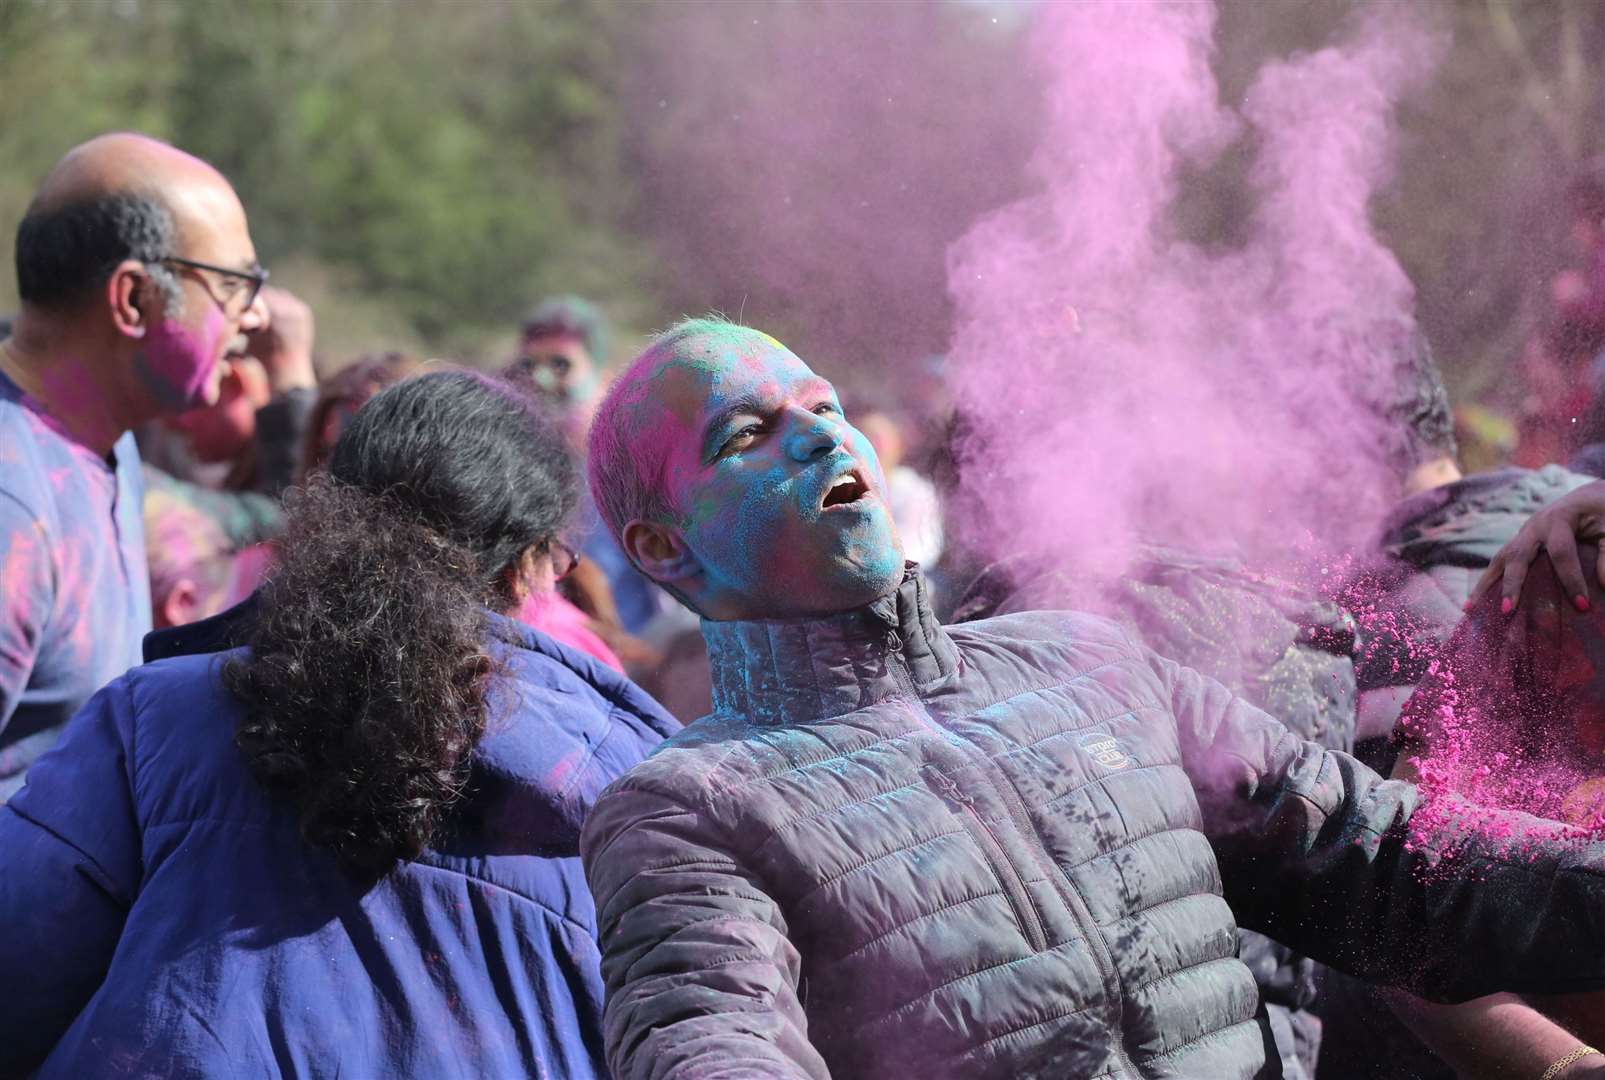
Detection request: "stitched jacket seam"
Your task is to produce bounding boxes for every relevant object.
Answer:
[795,829,967,901]
[853,946,1081,1035]
[1144,1016,1260,1064]
[828,890,1007,965]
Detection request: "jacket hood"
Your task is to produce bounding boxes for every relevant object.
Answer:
[700,565,958,726]
[1380,465,1595,569]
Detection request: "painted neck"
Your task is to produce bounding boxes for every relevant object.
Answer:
[701,566,956,724]
[2,314,141,456]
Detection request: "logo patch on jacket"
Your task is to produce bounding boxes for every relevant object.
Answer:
[1078,732,1132,771]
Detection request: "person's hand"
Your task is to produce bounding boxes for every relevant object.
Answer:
[244,286,316,396]
[1471,480,1605,614]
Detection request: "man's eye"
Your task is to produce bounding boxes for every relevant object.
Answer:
[813,403,838,416]
[722,426,761,454]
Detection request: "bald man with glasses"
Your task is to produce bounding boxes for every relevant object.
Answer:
[0,132,270,797]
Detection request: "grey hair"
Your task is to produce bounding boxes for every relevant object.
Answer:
[15,191,182,312]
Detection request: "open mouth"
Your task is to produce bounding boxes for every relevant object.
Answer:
[822,469,870,509]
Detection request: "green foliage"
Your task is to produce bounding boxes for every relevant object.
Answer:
[0,0,656,358]
[2,0,1602,408]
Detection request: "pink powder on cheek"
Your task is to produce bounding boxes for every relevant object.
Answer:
[135,306,230,411]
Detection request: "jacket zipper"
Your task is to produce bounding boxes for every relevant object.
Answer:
[973,749,1142,1078]
[923,765,1049,952]
[888,636,1140,1078]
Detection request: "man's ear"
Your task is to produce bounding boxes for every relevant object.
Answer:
[621,519,698,586]
[108,259,153,340]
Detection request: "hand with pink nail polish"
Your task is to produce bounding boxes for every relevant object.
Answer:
[1472,480,1605,615]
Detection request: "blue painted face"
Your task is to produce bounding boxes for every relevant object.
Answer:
[635,327,905,620]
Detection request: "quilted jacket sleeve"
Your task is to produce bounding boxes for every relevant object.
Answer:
[580,778,828,1080]
[0,678,141,1074]
[1154,650,1605,1002]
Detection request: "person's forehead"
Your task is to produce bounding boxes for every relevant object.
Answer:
[522,331,589,357]
[660,329,822,403]
[623,328,828,455]
[170,177,256,265]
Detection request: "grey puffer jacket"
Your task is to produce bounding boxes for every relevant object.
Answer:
[582,571,1605,1080]
[955,547,1358,1080]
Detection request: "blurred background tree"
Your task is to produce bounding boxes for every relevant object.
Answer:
[1,0,1602,431]
[0,0,658,365]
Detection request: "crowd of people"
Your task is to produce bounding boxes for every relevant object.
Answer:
[6,133,1605,1079]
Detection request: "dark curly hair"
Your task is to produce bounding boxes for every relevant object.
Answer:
[223,370,578,872]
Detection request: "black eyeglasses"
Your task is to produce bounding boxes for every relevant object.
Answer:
[543,538,581,580]
[160,256,269,314]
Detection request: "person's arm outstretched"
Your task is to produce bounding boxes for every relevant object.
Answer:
[1156,650,1605,1001]
[581,779,827,1080]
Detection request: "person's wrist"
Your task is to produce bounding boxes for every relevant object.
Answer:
[1545,1045,1603,1079]
[264,350,316,396]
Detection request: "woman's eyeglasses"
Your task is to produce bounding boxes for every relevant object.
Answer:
[543,538,581,580]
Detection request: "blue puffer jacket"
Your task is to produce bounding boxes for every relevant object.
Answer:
[0,611,679,1079]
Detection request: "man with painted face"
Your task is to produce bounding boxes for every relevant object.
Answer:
[580,318,1605,1080]
[0,133,267,797]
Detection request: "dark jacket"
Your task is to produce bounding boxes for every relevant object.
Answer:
[582,570,1605,1080]
[1347,465,1594,736]
[1321,465,1596,1080]
[0,612,679,1079]
[955,547,1357,1080]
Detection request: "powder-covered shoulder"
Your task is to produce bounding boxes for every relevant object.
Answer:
[593,712,764,807]
[0,406,51,524]
[948,607,1146,660]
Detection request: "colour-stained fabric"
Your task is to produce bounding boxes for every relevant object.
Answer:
[0,368,149,800]
[517,588,625,673]
[1343,464,1594,770]
[954,546,1359,1080]
[583,569,1605,1080]
[0,611,679,1079]
[1320,464,1595,1080]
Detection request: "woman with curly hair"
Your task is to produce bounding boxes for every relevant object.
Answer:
[0,370,679,1079]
